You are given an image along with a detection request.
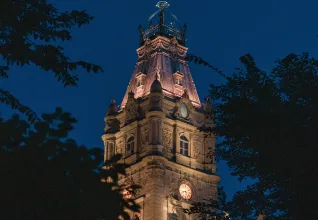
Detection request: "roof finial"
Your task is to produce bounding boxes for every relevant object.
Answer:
[156,1,169,25]
[156,1,169,10]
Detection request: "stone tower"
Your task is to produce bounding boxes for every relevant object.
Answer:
[102,1,220,219]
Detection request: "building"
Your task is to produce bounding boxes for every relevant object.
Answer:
[102,1,220,219]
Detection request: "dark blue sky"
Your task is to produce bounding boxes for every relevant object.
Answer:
[1,0,318,199]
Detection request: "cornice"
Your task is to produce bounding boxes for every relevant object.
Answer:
[125,155,220,184]
[137,36,188,61]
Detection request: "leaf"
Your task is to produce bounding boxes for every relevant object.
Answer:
[0,89,40,124]
[0,66,9,79]
[186,53,229,79]
[208,52,318,219]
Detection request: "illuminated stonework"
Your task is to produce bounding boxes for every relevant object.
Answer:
[121,36,201,109]
[102,2,220,220]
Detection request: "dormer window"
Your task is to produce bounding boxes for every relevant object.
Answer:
[173,71,184,87]
[176,78,182,86]
[137,79,143,87]
[135,72,146,98]
[136,72,146,87]
[127,136,135,156]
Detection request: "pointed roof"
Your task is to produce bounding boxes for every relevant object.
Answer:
[107,99,118,116]
[121,37,201,108]
[150,72,163,93]
[120,3,201,109]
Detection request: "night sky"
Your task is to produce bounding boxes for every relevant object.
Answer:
[1,0,318,199]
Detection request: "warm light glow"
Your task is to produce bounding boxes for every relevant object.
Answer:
[179,183,192,200]
[122,189,132,200]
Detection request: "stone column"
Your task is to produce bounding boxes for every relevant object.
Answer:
[142,166,166,220]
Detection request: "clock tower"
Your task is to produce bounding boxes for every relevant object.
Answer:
[102,2,220,219]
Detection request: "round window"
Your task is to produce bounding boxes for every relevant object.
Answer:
[180,103,189,118]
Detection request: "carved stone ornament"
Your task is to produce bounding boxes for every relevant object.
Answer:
[177,90,195,118]
[141,128,149,152]
[116,138,124,155]
[105,117,120,134]
[143,38,153,58]
[192,138,201,160]
[125,93,137,123]
[163,130,172,152]
[169,37,179,57]
[137,36,187,60]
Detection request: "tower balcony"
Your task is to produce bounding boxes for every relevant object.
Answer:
[141,23,186,46]
[138,1,187,47]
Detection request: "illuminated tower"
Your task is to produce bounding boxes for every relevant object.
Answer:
[102,2,220,219]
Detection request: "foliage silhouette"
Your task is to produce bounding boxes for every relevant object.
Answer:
[188,52,318,219]
[186,54,229,80]
[0,108,140,220]
[0,0,103,123]
[183,186,230,220]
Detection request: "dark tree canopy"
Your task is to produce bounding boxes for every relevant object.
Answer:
[183,186,230,220]
[0,108,139,220]
[208,53,318,219]
[0,0,102,122]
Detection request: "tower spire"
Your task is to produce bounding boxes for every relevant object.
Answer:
[103,3,220,219]
[156,1,169,25]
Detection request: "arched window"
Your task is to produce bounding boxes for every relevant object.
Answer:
[127,136,135,155]
[170,213,178,220]
[180,136,189,156]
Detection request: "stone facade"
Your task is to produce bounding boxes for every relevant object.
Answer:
[102,3,220,219]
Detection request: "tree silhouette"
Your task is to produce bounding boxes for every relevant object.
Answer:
[188,52,317,219]
[0,0,103,123]
[0,108,139,219]
[183,186,230,220]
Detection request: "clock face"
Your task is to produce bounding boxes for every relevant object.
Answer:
[179,183,192,200]
[180,103,188,118]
